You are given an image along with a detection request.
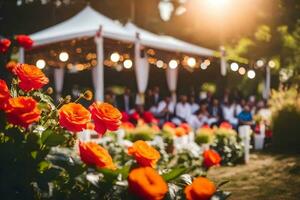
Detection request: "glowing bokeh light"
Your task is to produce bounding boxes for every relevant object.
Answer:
[59,52,69,62]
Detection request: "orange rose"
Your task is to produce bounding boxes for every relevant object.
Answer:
[58,103,91,133]
[89,102,122,135]
[128,140,160,168]
[128,167,168,200]
[180,123,192,133]
[0,38,11,53]
[203,149,221,168]
[185,177,216,200]
[175,127,187,137]
[79,141,116,170]
[6,61,18,74]
[219,122,232,129]
[0,79,11,110]
[5,97,41,128]
[15,35,33,49]
[15,64,49,92]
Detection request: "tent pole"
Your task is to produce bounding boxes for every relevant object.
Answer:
[19,47,25,63]
[93,26,104,102]
[220,46,227,76]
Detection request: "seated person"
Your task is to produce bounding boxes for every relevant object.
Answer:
[172,95,192,125]
[208,98,223,125]
[237,104,254,126]
[155,96,175,124]
[190,96,200,114]
[116,87,135,113]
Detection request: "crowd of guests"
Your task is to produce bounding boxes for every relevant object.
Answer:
[104,87,272,131]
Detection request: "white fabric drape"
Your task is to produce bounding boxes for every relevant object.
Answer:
[93,30,104,101]
[166,67,178,102]
[54,67,64,101]
[134,33,150,105]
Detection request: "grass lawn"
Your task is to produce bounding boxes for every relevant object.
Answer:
[207,152,300,200]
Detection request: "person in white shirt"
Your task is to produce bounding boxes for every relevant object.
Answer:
[173,95,192,124]
[222,99,238,126]
[155,96,175,123]
[172,95,200,129]
[190,96,200,114]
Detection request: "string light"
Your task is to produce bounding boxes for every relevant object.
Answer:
[187,57,196,68]
[268,60,276,68]
[59,52,69,62]
[238,67,246,75]
[204,59,211,66]
[230,62,239,71]
[200,62,208,70]
[36,59,46,69]
[256,59,264,68]
[123,59,133,69]
[247,70,256,79]
[110,52,120,62]
[169,59,178,69]
[156,60,164,68]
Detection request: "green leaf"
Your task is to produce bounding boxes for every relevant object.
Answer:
[38,161,51,172]
[41,129,52,144]
[42,130,65,147]
[162,167,186,181]
[97,168,119,183]
[117,165,130,180]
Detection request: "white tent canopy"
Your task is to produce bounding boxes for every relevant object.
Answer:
[27,6,221,102]
[125,22,214,56]
[30,6,135,46]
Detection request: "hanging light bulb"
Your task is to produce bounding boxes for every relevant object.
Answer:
[268,60,276,68]
[123,59,133,69]
[156,60,164,68]
[238,67,246,75]
[256,59,264,68]
[200,62,208,70]
[110,52,120,62]
[247,70,256,79]
[230,62,239,71]
[169,59,178,69]
[187,57,196,68]
[36,59,46,69]
[59,52,69,62]
[204,59,211,66]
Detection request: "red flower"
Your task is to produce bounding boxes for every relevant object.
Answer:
[142,111,156,124]
[5,97,41,128]
[203,149,221,168]
[0,79,11,110]
[219,122,232,129]
[58,103,91,133]
[0,38,11,53]
[121,111,130,122]
[130,112,140,121]
[89,102,122,136]
[15,64,49,91]
[15,35,33,49]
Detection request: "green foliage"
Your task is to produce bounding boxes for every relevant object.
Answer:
[211,130,244,166]
[270,88,300,152]
[255,25,272,42]
[201,82,217,94]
